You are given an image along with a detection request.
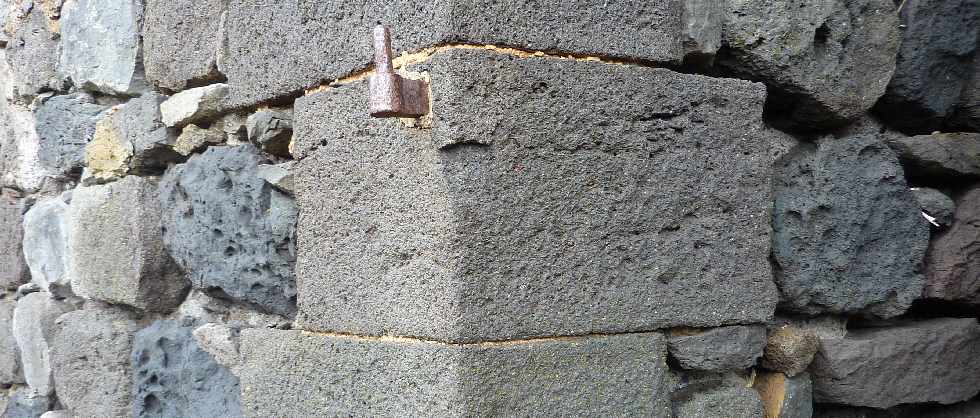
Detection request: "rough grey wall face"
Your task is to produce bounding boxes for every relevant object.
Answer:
[59,0,145,95]
[2,387,53,418]
[2,6,64,101]
[84,91,181,182]
[923,185,980,304]
[886,132,980,180]
[11,292,75,395]
[22,195,71,297]
[141,0,226,91]
[666,326,766,371]
[34,92,108,175]
[0,298,23,385]
[239,329,672,417]
[0,192,30,290]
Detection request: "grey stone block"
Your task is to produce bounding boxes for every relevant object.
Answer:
[68,177,189,312]
[59,0,145,94]
[173,124,225,156]
[912,187,955,228]
[12,292,75,395]
[142,0,226,91]
[246,108,292,157]
[255,162,294,196]
[51,306,140,418]
[754,372,813,418]
[3,6,65,101]
[951,57,979,131]
[886,132,980,180]
[667,326,766,371]
[0,50,54,193]
[22,195,71,297]
[191,323,241,373]
[159,83,229,127]
[671,372,764,418]
[294,49,788,342]
[131,320,241,418]
[923,185,980,304]
[772,135,929,318]
[0,298,24,385]
[811,318,980,408]
[1,387,53,418]
[0,192,30,291]
[39,411,71,418]
[239,328,672,417]
[159,145,297,316]
[34,92,108,176]
[720,0,900,128]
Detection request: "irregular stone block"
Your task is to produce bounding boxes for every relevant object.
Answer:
[874,0,980,133]
[172,124,224,156]
[671,373,764,418]
[886,132,980,180]
[160,83,229,127]
[761,325,819,377]
[0,192,30,291]
[39,411,72,418]
[22,195,71,297]
[159,145,297,315]
[681,0,724,65]
[295,49,790,342]
[255,162,293,196]
[51,306,140,418]
[720,0,900,128]
[142,0,226,91]
[754,372,813,418]
[84,92,181,182]
[175,290,290,329]
[912,187,955,228]
[34,92,108,176]
[240,329,671,417]
[68,177,189,312]
[1,387,53,418]
[667,326,766,371]
[246,108,291,157]
[131,320,241,418]
[0,298,24,385]
[0,51,54,193]
[811,318,980,408]
[192,323,241,373]
[772,135,929,318]
[951,57,979,131]
[3,6,65,100]
[923,185,980,304]
[59,0,144,94]
[12,292,75,395]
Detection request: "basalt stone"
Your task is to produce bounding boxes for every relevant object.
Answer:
[68,177,189,312]
[671,373,764,418]
[810,318,980,408]
[22,195,71,298]
[191,323,241,373]
[172,124,225,156]
[159,145,297,316]
[142,0,227,91]
[294,49,788,342]
[681,0,724,65]
[256,162,294,196]
[3,6,65,101]
[1,387,53,418]
[754,372,813,418]
[131,320,241,418]
[0,50,53,193]
[874,0,980,133]
[59,0,145,94]
[885,133,980,180]
[84,92,181,182]
[12,292,75,395]
[34,92,108,176]
[667,326,766,371]
[39,411,71,418]
[159,83,229,127]
[720,0,900,128]
[239,329,672,417]
[923,186,980,304]
[912,187,956,228]
[0,298,23,385]
[772,135,929,318]
[246,108,292,157]
[0,193,30,291]
[950,57,979,131]
[51,306,140,418]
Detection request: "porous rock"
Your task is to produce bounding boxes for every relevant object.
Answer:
[951,57,979,131]
[12,292,75,395]
[131,320,241,418]
[159,83,229,127]
[68,176,189,312]
[34,92,108,176]
[0,298,24,385]
[720,0,900,128]
[667,326,766,371]
[59,0,145,94]
[754,372,813,418]
[1,387,53,418]
[912,187,955,228]
[761,325,819,377]
[246,107,292,157]
[681,0,724,64]
[141,0,226,91]
[0,192,30,291]
[922,185,980,304]
[885,132,980,180]
[810,318,980,408]
[85,92,181,182]
[22,195,71,297]
[159,145,297,316]
[772,135,930,318]
[239,328,672,416]
[172,124,224,156]
[3,6,64,101]
[671,373,764,418]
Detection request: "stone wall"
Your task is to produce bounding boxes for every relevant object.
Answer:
[0,0,978,417]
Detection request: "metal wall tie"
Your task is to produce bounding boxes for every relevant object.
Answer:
[369,25,429,118]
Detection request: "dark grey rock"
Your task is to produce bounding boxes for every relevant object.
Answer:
[239,328,672,417]
[0,192,30,291]
[51,306,140,418]
[681,0,724,65]
[912,187,955,228]
[59,0,146,94]
[12,292,75,395]
[951,57,979,131]
[159,145,297,316]
[34,92,108,176]
[1,387,53,418]
[22,195,72,297]
[671,373,764,418]
[3,6,65,101]
[84,92,182,182]
[667,326,766,371]
[754,372,813,418]
[0,298,24,385]
[878,400,980,418]
[886,132,980,180]
[255,162,294,196]
[772,135,930,318]
[246,108,292,157]
[874,0,980,133]
[811,318,980,408]
[923,185,980,304]
[131,320,241,418]
[142,0,226,91]
[294,49,787,343]
[720,0,900,128]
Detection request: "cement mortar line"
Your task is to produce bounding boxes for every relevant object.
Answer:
[296,328,675,348]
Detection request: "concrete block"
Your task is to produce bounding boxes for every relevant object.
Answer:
[141,0,226,91]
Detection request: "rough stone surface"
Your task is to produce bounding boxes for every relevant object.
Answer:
[159,83,229,127]
[22,195,71,297]
[159,145,297,316]
[874,0,980,133]
[951,57,980,131]
[131,320,241,418]
[672,373,764,418]
[0,50,53,193]
[814,402,980,418]
[3,6,64,100]
[294,49,787,342]
[68,176,189,312]
[255,162,293,196]
[173,124,224,156]
[885,133,980,180]
[59,0,145,94]
[720,0,900,128]
[12,292,75,395]
[34,92,108,175]
[681,0,723,64]
[754,372,813,418]
[39,411,71,418]
[239,328,672,417]
[0,193,30,291]
[761,325,820,377]
[0,298,23,385]
[922,186,980,304]
[175,290,289,330]
[810,318,980,408]
[1,387,53,418]
[51,306,140,418]
[667,326,766,371]
[191,323,241,373]
[246,108,291,157]
[912,187,955,228]
[85,92,181,182]
[772,135,930,318]
[142,0,226,91]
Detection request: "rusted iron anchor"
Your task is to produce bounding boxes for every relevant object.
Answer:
[369,25,429,118]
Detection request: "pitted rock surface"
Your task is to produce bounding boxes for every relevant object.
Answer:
[142,0,227,91]
[1,387,53,418]
[923,186,980,304]
[0,193,30,291]
[34,92,108,176]
[3,6,64,100]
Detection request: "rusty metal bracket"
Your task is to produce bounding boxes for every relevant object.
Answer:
[369,25,429,118]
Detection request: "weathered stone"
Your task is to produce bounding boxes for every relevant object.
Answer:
[131,320,241,418]
[175,290,290,329]
[672,373,764,418]
[0,193,30,291]
[159,145,296,316]
[681,0,723,65]
[159,83,229,127]
[240,328,671,417]
[951,57,980,131]
[3,6,65,101]
[13,283,39,301]
[34,92,108,176]
[51,306,139,418]
[0,298,23,385]
[22,196,70,299]
[191,323,241,373]
[1,387,53,418]
[59,0,145,94]
[68,177,189,312]
[255,162,293,196]
[754,372,813,418]
[85,92,182,182]
[874,0,980,133]
[923,186,980,304]
[12,292,75,395]
[885,133,980,180]
[811,318,980,408]
[142,0,226,91]
[39,411,71,418]
[912,187,955,228]
[720,0,900,128]
[0,50,54,193]
[172,124,224,156]
[667,326,766,371]
[761,325,819,377]
[215,112,247,144]
[294,49,787,342]
[246,108,291,157]
[772,135,930,318]
[814,402,980,418]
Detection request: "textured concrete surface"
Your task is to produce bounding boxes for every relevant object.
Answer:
[772,135,929,318]
[59,0,145,94]
[22,195,71,297]
[34,92,108,176]
[239,329,672,417]
[294,49,788,342]
[666,326,766,371]
[142,0,227,91]
[754,372,813,418]
[923,185,980,304]
[0,298,23,385]
[886,132,980,180]
[0,193,30,291]
[912,187,956,228]
[12,292,75,395]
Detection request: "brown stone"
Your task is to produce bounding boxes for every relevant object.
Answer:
[761,326,819,376]
[923,185,980,304]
